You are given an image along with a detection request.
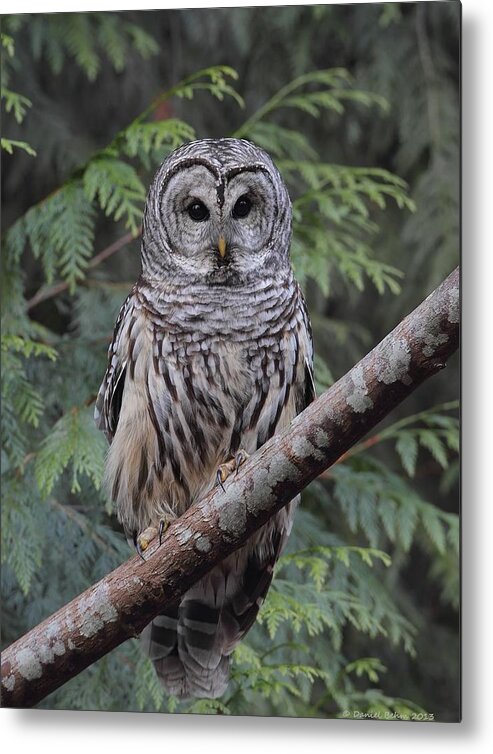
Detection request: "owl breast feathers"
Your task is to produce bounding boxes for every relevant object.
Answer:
[95,138,315,699]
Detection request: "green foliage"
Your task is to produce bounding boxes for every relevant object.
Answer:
[133,657,166,712]
[235,68,387,141]
[2,476,46,596]
[1,31,15,57]
[330,460,458,558]
[235,71,413,297]
[120,120,196,167]
[26,183,97,290]
[2,88,33,124]
[1,29,36,157]
[390,403,459,476]
[1,6,459,721]
[1,137,37,156]
[279,545,392,590]
[6,13,158,80]
[346,656,387,684]
[346,401,459,478]
[1,335,57,467]
[83,158,145,234]
[169,65,245,107]
[34,407,107,497]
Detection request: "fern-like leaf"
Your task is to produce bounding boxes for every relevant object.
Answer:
[35,407,106,496]
[83,158,145,233]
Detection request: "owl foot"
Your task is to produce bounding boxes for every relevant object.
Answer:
[134,520,169,560]
[216,449,250,490]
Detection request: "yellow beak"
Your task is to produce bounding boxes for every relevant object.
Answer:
[218,236,227,258]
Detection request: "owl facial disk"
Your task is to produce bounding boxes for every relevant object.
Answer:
[149,150,291,282]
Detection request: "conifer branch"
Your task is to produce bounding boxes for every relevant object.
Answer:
[26,229,140,311]
[1,267,459,708]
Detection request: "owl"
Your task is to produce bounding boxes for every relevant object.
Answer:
[94,138,315,699]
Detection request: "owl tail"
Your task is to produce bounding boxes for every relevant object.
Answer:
[141,503,296,700]
[141,558,272,700]
[141,597,231,700]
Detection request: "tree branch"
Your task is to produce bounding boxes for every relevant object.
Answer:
[25,229,141,312]
[1,267,460,708]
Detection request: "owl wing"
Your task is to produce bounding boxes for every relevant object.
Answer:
[94,292,135,443]
[296,284,316,412]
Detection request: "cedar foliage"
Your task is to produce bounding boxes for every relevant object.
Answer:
[1,4,460,720]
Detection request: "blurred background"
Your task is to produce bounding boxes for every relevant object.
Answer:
[1,2,460,719]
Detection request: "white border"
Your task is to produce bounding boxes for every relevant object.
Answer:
[1,0,442,11]
[3,1,492,752]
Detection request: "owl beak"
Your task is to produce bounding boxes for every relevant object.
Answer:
[217,236,227,258]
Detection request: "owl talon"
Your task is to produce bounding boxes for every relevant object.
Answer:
[134,525,161,560]
[216,451,249,488]
[235,449,250,474]
[216,459,235,489]
[158,519,168,547]
[216,467,227,491]
[133,533,146,561]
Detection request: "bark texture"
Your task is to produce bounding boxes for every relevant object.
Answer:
[1,266,460,708]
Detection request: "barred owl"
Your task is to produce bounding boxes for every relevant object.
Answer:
[94,138,315,699]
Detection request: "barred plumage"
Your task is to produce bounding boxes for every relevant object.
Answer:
[95,138,314,699]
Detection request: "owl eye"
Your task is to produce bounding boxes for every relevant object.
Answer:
[188,201,209,222]
[232,195,252,219]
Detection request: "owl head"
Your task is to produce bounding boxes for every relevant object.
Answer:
[141,138,292,285]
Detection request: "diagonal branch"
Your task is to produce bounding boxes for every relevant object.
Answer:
[1,267,460,708]
[25,229,141,312]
